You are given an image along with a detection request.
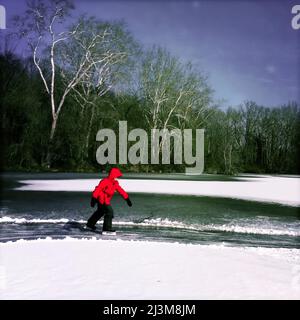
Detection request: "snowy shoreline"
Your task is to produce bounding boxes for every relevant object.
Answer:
[16,175,300,206]
[2,174,299,299]
[1,237,299,299]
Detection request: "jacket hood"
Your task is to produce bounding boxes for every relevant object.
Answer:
[108,167,123,179]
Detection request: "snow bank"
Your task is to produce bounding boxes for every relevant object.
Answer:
[1,238,299,299]
[16,175,300,206]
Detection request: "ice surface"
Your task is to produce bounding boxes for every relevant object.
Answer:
[16,175,300,206]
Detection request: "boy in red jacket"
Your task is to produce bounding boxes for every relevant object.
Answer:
[86,167,132,232]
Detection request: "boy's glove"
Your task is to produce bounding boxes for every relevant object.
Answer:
[90,197,97,208]
[126,198,132,207]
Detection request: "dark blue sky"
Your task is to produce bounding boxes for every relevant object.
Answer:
[1,0,299,107]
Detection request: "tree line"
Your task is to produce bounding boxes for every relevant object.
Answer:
[1,0,299,174]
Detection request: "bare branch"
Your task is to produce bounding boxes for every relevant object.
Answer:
[32,35,50,94]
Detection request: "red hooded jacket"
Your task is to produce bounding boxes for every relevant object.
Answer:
[92,168,128,205]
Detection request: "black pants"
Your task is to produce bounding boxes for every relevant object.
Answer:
[87,202,114,231]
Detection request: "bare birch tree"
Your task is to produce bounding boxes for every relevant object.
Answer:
[14,1,74,144]
[140,47,212,130]
[14,1,136,166]
[59,17,139,162]
[139,47,212,159]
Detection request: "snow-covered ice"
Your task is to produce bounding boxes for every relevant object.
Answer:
[16,175,300,206]
[0,238,299,299]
